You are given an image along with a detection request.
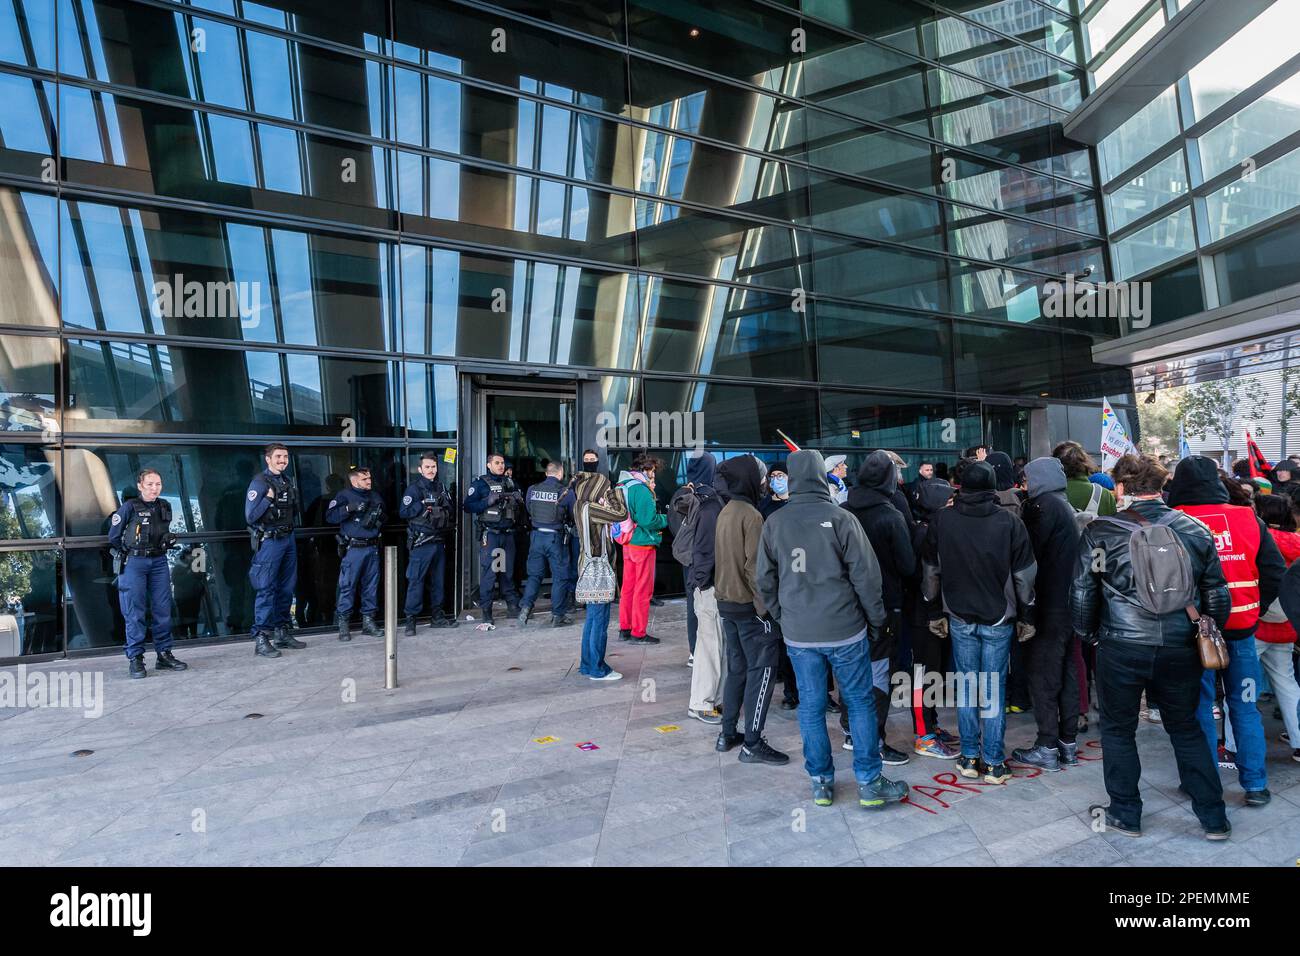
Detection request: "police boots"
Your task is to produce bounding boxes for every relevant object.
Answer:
[273,625,305,650]
[156,650,188,671]
[431,610,457,628]
[128,655,147,679]
[336,614,352,642]
[361,615,381,638]
[254,631,282,658]
[405,615,417,637]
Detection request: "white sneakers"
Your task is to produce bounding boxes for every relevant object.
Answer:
[589,670,623,682]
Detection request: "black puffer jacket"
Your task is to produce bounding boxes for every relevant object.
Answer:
[1070,497,1230,646]
[843,452,915,611]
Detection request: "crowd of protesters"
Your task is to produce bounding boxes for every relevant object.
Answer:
[551,440,1300,832]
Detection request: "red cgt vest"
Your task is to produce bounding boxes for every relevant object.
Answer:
[1175,503,1261,631]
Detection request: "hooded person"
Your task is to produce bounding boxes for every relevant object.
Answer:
[841,451,916,763]
[921,459,1037,783]
[684,451,729,724]
[1010,457,1083,771]
[670,452,718,664]
[757,450,909,809]
[905,478,959,756]
[986,451,1024,516]
[713,455,787,764]
[1168,455,1284,805]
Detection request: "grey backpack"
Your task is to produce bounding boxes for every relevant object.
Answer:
[669,485,702,567]
[1096,509,1196,615]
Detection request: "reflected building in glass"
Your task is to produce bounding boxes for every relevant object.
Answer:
[0,0,1130,660]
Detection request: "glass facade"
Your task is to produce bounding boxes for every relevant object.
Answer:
[0,0,1127,660]
[1094,2,1300,325]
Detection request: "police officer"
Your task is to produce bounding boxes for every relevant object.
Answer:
[110,468,184,678]
[400,452,458,635]
[246,442,303,658]
[517,461,578,627]
[462,451,523,625]
[327,464,385,641]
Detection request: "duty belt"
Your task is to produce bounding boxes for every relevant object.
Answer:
[342,536,380,549]
[258,527,293,539]
[126,547,167,558]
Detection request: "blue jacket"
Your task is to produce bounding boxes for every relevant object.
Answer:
[246,469,296,531]
[326,486,385,539]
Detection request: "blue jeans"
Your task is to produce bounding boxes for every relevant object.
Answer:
[949,615,1013,764]
[579,601,612,677]
[787,638,882,784]
[1198,635,1268,792]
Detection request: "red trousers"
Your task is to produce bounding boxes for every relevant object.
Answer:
[618,544,657,637]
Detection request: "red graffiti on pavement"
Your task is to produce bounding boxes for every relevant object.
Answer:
[903,740,1103,814]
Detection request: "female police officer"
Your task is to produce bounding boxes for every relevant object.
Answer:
[109,468,186,678]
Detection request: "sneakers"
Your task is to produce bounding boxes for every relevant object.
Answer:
[983,762,1012,784]
[688,708,722,725]
[1212,704,1222,720]
[935,727,959,746]
[842,734,854,752]
[1217,746,1237,770]
[1282,730,1290,743]
[686,654,694,668]
[955,755,980,778]
[1204,822,1232,841]
[1244,789,1271,807]
[1078,715,1089,734]
[618,628,633,642]
[1057,740,1079,766]
[825,696,843,714]
[914,734,959,759]
[781,697,798,711]
[1292,749,1300,763]
[858,775,909,809]
[1090,804,1141,837]
[632,634,661,645]
[551,615,574,627]
[588,670,623,682]
[812,780,834,807]
[1140,707,1162,723]
[1005,704,1028,715]
[880,743,910,766]
[517,606,532,627]
[715,732,744,753]
[1011,744,1061,772]
[738,739,790,765]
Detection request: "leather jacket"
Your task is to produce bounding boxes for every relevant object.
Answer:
[1070,497,1229,647]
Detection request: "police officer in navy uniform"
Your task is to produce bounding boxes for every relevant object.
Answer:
[518,461,577,627]
[400,451,458,635]
[462,451,523,625]
[110,467,185,678]
[327,464,385,641]
[246,442,303,658]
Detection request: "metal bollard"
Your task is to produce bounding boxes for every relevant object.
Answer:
[384,545,398,689]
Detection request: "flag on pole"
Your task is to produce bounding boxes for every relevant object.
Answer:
[1178,420,1191,460]
[776,429,801,453]
[1100,396,1136,471]
[1246,431,1271,478]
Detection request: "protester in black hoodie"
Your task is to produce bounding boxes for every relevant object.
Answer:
[907,478,959,758]
[1168,455,1284,805]
[841,451,915,765]
[1010,457,1082,771]
[685,453,727,724]
[922,460,1037,784]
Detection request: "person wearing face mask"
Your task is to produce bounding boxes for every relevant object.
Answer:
[714,455,788,764]
[761,463,796,710]
[554,449,602,623]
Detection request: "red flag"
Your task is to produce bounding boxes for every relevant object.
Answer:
[776,429,801,453]
[1246,431,1271,478]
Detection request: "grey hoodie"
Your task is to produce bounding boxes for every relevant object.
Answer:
[756,450,887,647]
[1024,456,1068,498]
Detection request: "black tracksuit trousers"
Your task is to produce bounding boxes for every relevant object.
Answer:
[720,610,780,745]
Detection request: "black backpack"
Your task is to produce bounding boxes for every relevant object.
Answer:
[668,484,702,567]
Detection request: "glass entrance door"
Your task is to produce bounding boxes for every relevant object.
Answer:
[485,392,576,488]
[983,404,1031,461]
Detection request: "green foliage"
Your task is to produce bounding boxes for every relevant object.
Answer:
[1176,377,1269,464]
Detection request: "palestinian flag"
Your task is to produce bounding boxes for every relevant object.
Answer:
[1246,431,1271,478]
